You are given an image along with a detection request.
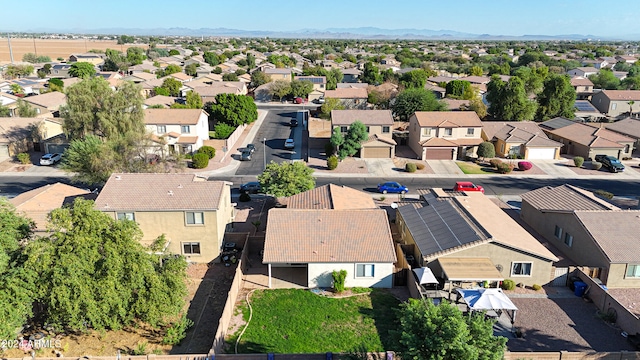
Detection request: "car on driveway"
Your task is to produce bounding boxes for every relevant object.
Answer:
[240,149,252,161]
[284,139,295,149]
[290,118,298,127]
[594,154,625,173]
[377,182,408,194]
[453,181,484,193]
[40,153,61,166]
[240,182,261,194]
[245,144,256,153]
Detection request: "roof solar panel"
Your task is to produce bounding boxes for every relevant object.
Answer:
[574,101,597,112]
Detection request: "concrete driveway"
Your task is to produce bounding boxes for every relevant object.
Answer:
[426,160,465,175]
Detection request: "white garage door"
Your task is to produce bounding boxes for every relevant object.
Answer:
[527,148,556,159]
[0,144,9,158]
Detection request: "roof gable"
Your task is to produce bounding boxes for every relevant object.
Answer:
[286,184,376,210]
[413,111,482,128]
[575,211,640,263]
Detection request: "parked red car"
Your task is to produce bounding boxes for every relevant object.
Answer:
[453,181,484,193]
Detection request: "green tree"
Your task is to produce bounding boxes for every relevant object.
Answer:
[183,90,202,109]
[513,66,548,95]
[470,65,484,76]
[361,62,383,85]
[621,76,640,90]
[222,73,239,81]
[185,63,198,77]
[446,80,472,99]
[0,104,11,117]
[168,49,180,56]
[246,53,256,68]
[207,94,257,126]
[338,120,369,159]
[3,64,34,79]
[126,47,146,65]
[392,88,447,121]
[588,69,620,90]
[258,161,315,197]
[159,78,183,97]
[536,74,576,121]
[23,198,188,331]
[486,76,537,121]
[158,64,182,78]
[10,83,24,95]
[290,80,314,98]
[203,52,220,66]
[16,99,38,117]
[69,62,96,78]
[154,87,170,96]
[268,79,292,101]
[392,299,506,360]
[60,135,113,184]
[477,141,496,160]
[117,35,134,44]
[213,122,236,139]
[329,127,344,155]
[320,97,345,119]
[22,53,51,63]
[400,69,428,89]
[103,49,128,72]
[250,71,270,88]
[48,78,64,92]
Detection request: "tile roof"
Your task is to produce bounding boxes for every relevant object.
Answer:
[575,211,640,263]
[483,121,562,148]
[129,72,157,81]
[144,95,178,108]
[263,209,397,264]
[0,117,41,143]
[413,111,482,127]
[570,76,594,86]
[442,99,470,110]
[24,91,66,109]
[286,184,376,210]
[177,136,198,144]
[363,134,397,146]
[337,83,368,89]
[295,76,327,84]
[548,123,634,147]
[605,117,640,139]
[331,110,393,126]
[521,184,618,212]
[324,88,368,99]
[600,90,640,101]
[419,137,459,147]
[264,68,292,75]
[459,75,491,84]
[144,109,205,125]
[94,173,227,212]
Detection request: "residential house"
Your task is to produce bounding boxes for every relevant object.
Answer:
[591,90,640,117]
[124,72,157,84]
[396,189,559,287]
[604,117,640,151]
[263,208,397,288]
[408,111,484,160]
[481,121,563,159]
[616,55,638,64]
[425,83,446,99]
[441,99,470,111]
[567,67,598,78]
[50,64,72,78]
[144,108,210,154]
[284,183,376,210]
[69,53,104,66]
[574,100,606,122]
[128,62,159,74]
[94,173,234,263]
[23,91,67,117]
[185,82,247,103]
[294,75,326,91]
[336,83,368,89]
[323,88,368,109]
[0,92,19,116]
[570,76,594,100]
[9,183,95,233]
[520,184,640,288]
[342,68,361,83]
[540,117,634,159]
[264,68,292,82]
[331,110,396,158]
[143,95,178,109]
[0,117,64,157]
[168,72,193,84]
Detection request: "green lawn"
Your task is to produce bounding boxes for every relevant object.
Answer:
[229,288,400,354]
[456,161,496,174]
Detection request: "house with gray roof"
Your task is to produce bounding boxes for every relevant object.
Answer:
[521,185,640,288]
[481,121,563,159]
[94,173,234,263]
[604,117,640,151]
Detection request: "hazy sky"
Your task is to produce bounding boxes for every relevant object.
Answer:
[3,0,639,37]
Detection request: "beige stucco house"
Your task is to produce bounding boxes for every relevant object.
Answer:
[331,110,396,158]
[570,76,594,100]
[481,121,563,160]
[323,88,368,110]
[396,189,559,287]
[23,91,67,118]
[264,68,292,82]
[520,185,640,288]
[408,111,483,160]
[591,90,640,118]
[144,108,210,154]
[94,173,234,263]
[0,117,64,157]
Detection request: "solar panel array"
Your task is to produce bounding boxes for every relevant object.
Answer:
[575,101,597,112]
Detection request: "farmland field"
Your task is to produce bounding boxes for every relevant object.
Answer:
[0,38,151,62]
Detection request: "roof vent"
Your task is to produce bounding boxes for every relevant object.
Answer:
[168,190,174,196]
[115,175,121,180]
[177,184,183,189]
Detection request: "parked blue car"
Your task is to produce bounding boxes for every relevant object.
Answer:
[377,182,408,194]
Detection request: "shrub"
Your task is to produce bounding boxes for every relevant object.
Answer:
[489,158,503,168]
[518,161,533,171]
[324,142,334,156]
[162,315,194,346]
[622,157,632,160]
[594,189,614,199]
[332,269,347,293]
[501,279,515,290]
[239,192,251,202]
[591,161,602,170]
[197,145,216,159]
[497,163,514,174]
[573,156,584,167]
[16,152,30,164]
[191,153,209,169]
[532,284,542,291]
[415,162,425,170]
[477,141,495,159]
[327,155,338,170]
[213,122,236,139]
[405,163,417,173]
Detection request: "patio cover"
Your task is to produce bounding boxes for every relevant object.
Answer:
[437,257,504,282]
[456,288,518,311]
[413,267,439,285]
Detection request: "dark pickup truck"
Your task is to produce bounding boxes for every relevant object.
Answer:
[594,154,625,173]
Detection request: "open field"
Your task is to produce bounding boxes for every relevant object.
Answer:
[0,38,149,62]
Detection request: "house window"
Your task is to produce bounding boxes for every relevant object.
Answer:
[444,128,453,137]
[511,262,532,276]
[117,212,135,221]
[423,128,432,136]
[181,125,190,133]
[500,143,505,152]
[157,125,166,133]
[612,103,617,110]
[366,126,370,133]
[183,242,201,255]
[564,233,573,247]
[185,212,204,225]
[625,144,630,153]
[554,226,562,239]
[340,126,348,133]
[467,128,474,136]
[626,264,640,278]
[356,264,375,277]
[382,126,390,133]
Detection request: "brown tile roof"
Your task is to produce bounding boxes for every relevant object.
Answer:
[419,137,459,147]
[442,99,470,110]
[129,72,156,81]
[177,136,198,144]
[521,185,618,212]
[0,117,41,143]
[9,183,93,231]
[459,75,491,84]
[548,123,634,148]
[575,211,640,263]
[363,134,397,146]
[337,83,368,89]
[605,117,640,139]
[600,90,640,101]
[24,91,66,109]
[144,109,205,125]
[189,84,242,97]
[286,184,376,210]
[168,72,193,82]
[144,95,178,108]
[263,209,397,264]
[413,111,482,127]
[483,121,563,148]
[94,173,227,212]
[570,76,594,86]
[324,88,368,99]
[331,110,393,126]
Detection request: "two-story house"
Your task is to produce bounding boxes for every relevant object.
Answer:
[570,76,594,100]
[294,75,326,102]
[591,90,640,118]
[23,91,67,118]
[323,88,368,110]
[408,111,483,160]
[264,68,292,82]
[568,67,598,78]
[144,108,209,154]
[94,173,234,263]
[331,110,396,158]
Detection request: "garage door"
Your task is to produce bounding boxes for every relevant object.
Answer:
[0,144,9,158]
[362,147,391,158]
[527,148,556,159]
[46,144,70,154]
[425,148,454,160]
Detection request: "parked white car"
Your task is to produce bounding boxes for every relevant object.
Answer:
[284,139,295,149]
[40,153,62,166]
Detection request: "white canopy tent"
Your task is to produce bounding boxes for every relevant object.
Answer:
[412,267,439,285]
[456,288,518,328]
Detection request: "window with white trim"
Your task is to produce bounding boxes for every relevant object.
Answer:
[467,128,474,136]
[181,125,190,133]
[382,126,390,133]
[356,264,375,277]
[183,242,201,255]
[185,212,204,225]
[554,225,562,239]
[157,125,166,133]
[564,233,573,247]
[626,264,640,278]
[444,128,453,137]
[511,262,532,276]
[117,212,135,221]
[341,126,348,133]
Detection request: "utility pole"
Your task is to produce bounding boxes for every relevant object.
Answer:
[263,138,267,170]
[8,34,14,63]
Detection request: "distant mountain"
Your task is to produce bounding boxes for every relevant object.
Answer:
[1,26,635,41]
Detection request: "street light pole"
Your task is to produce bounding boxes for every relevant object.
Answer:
[263,137,267,170]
